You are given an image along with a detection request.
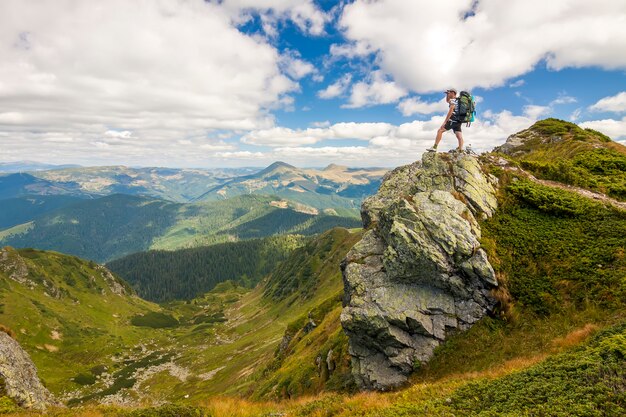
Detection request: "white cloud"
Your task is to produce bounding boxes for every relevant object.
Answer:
[310,121,331,128]
[580,117,626,140]
[241,108,547,161]
[105,130,133,139]
[550,95,577,105]
[280,50,316,80]
[318,74,352,99]
[0,0,324,165]
[337,0,626,92]
[509,79,525,88]
[344,70,407,108]
[214,150,266,159]
[241,127,322,147]
[523,105,552,119]
[589,91,626,113]
[569,108,582,121]
[218,0,329,36]
[329,41,374,59]
[398,97,447,116]
[241,122,395,146]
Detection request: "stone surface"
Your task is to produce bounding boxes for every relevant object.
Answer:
[0,332,58,410]
[341,152,499,390]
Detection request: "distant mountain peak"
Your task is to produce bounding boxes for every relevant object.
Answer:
[258,161,298,176]
[323,163,348,171]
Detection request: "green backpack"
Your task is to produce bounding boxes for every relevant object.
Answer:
[456,91,476,126]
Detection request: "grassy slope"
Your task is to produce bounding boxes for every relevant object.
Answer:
[497,118,626,200]
[5,120,626,415]
[0,228,362,410]
[106,234,306,302]
[0,193,359,262]
[0,247,163,397]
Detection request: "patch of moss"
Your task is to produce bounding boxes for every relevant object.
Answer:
[130,312,179,328]
[72,372,97,386]
[0,395,19,414]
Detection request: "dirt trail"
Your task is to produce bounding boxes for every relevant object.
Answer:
[502,165,626,211]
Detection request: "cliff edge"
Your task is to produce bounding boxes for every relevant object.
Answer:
[340,152,499,390]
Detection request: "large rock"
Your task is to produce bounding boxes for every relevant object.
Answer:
[0,331,58,410]
[341,152,499,390]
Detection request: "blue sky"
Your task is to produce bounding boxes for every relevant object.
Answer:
[0,0,625,168]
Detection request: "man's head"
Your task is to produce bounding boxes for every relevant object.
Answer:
[445,88,457,97]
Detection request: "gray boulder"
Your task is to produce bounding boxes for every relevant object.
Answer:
[0,331,58,410]
[341,152,499,390]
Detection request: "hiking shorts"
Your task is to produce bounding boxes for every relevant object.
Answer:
[444,120,462,133]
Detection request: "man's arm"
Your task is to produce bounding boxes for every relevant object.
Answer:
[442,104,455,127]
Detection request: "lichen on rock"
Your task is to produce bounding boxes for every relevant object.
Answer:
[0,331,58,410]
[341,152,499,390]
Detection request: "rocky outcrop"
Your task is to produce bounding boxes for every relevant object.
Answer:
[0,331,58,410]
[340,152,499,390]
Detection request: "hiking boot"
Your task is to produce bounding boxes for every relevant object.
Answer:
[426,147,437,152]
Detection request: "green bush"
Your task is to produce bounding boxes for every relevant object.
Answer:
[130,312,179,328]
[448,323,626,416]
[485,179,626,315]
[520,148,626,201]
[72,372,96,386]
[0,396,19,414]
[124,404,208,417]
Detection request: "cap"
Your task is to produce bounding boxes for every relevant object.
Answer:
[444,88,457,94]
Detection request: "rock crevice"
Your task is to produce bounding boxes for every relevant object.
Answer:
[341,152,499,390]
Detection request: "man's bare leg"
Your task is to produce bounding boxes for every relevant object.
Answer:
[455,131,464,150]
[431,127,446,149]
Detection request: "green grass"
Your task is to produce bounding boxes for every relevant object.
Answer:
[484,178,626,315]
[495,118,626,201]
[130,312,179,328]
[0,228,363,408]
[520,148,626,200]
[446,323,626,416]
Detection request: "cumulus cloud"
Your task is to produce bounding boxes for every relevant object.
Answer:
[280,50,317,80]
[523,105,552,119]
[241,122,395,146]
[589,91,626,113]
[318,74,352,99]
[240,107,551,164]
[218,0,329,36]
[337,0,626,92]
[0,0,334,165]
[398,97,448,116]
[580,117,626,140]
[344,70,407,108]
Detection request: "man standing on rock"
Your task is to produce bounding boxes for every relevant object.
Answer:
[427,88,463,153]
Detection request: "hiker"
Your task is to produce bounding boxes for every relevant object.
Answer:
[427,88,463,152]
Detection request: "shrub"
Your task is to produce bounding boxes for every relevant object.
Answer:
[124,404,208,417]
[130,312,179,328]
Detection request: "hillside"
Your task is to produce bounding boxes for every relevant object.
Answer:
[0,194,181,262]
[0,194,360,262]
[4,119,626,416]
[32,165,254,203]
[494,118,626,201]
[195,161,387,209]
[107,234,305,301]
[0,173,88,200]
[0,195,84,229]
[0,227,362,410]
